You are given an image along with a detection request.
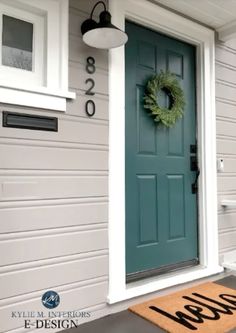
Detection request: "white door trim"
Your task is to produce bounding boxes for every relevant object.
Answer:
[108,0,223,304]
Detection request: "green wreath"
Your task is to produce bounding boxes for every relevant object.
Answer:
[143,71,185,127]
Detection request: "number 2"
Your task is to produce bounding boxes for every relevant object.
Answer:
[85,78,95,96]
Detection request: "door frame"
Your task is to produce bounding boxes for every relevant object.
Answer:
[108,0,223,304]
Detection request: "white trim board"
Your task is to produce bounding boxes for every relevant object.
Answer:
[0,0,75,111]
[0,86,74,111]
[108,0,223,304]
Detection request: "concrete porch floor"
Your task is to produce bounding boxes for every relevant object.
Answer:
[66,274,236,333]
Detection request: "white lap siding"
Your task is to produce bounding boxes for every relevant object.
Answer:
[0,1,109,332]
[216,38,236,257]
[1,1,236,332]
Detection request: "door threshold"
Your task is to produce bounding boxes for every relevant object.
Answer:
[126,259,199,283]
[107,264,223,304]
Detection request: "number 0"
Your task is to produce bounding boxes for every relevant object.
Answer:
[85,100,96,117]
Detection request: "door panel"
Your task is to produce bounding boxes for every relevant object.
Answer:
[137,174,158,245]
[125,21,198,277]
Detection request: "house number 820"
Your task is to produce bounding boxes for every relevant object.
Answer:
[85,57,96,117]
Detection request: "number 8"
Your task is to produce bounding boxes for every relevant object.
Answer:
[86,57,96,74]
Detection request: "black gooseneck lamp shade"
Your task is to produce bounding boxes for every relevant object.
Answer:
[81,1,128,49]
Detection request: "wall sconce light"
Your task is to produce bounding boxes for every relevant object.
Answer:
[81,1,128,49]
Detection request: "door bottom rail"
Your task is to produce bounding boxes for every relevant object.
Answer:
[126,258,199,283]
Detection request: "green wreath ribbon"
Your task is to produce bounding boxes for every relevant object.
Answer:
[143,70,185,127]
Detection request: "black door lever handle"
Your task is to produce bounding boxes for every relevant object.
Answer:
[192,168,200,194]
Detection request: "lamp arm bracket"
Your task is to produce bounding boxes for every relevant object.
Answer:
[90,1,107,19]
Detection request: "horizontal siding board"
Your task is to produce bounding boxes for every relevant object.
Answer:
[217,119,236,138]
[215,158,236,173]
[216,63,236,85]
[69,64,108,95]
[0,202,108,233]
[216,82,236,103]
[0,111,108,145]
[0,176,108,201]
[0,145,108,170]
[217,138,236,155]
[218,194,236,213]
[69,35,108,71]
[0,256,108,299]
[0,281,108,333]
[216,46,236,68]
[69,10,86,37]
[219,230,236,250]
[216,100,236,119]
[0,104,108,125]
[67,92,108,121]
[218,212,236,231]
[218,176,236,192]
[222,40,236,50]
[0,229,108,266]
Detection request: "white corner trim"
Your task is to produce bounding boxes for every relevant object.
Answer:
[0,86,75,111]
[218,20,236,42]
[108,0,219,304]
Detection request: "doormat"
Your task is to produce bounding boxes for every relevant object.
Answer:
[129,282,236,333]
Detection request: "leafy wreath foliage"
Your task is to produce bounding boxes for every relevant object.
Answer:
[143,71,185,127]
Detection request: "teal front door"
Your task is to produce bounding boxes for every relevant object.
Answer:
[125,21,198,280]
